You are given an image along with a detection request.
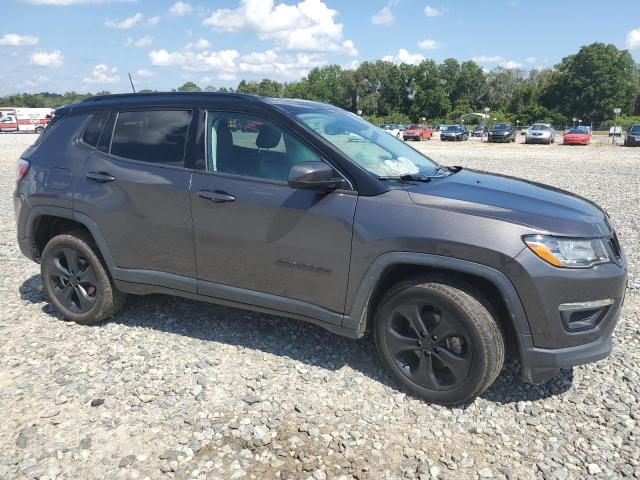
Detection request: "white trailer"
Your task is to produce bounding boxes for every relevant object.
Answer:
[0,107,54,133]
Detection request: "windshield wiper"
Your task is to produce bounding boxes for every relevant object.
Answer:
[378,173,433,182]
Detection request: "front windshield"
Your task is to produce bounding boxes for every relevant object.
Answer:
[408,124,422,130]
[296,110,438,177]
[445,125,461,132]
[630,125,640,134]
[493,123,509,130]
[531,124,549,131]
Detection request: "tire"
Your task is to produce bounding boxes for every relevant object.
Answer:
[374,276,504,405]
[35,126,44,134]
[41,231,126,324]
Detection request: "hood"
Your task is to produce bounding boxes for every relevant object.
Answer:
[405,169,611,237]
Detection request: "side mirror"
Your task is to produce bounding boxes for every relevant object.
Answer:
[288,162,343,191]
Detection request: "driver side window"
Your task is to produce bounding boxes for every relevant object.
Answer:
[207,112,321,182]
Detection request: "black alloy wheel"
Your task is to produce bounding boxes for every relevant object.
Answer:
[41,231,126,324]
[374,277,504,405]
[385,299,472,390]
[46,247,98,314]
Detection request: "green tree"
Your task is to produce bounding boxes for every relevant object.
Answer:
[177,81,201,92]
[541,43,637,123]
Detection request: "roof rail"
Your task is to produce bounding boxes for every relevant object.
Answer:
[81,91,255,103]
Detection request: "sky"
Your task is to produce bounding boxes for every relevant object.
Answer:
[1,0,639,95]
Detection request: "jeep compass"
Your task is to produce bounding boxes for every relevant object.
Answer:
[14,93,627,405]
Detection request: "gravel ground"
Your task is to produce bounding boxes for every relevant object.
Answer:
[1,133,639,480]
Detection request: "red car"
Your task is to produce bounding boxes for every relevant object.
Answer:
[403,124,433,141]
[563,128,591,145]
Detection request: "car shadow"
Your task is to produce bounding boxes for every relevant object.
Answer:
[19,274,572,407]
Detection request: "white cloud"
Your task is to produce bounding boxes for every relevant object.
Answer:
[125,36,153,48]
[218,73,237,81]
[29,49,64,67]
[237,49,324,79]
[17,0,134,4]
[371,6,394,25]
[169,1,192,16]
[382,48,424,65]
[200,76,212,83]
[525,56,536,64]
[186,38,211,50]
[146,15,161,26]
[472,55,504,63]
[105,12,143,29]
[0,33,39,46]
[25,75,50,88]
[342,59,360,70]
[417,38,441,50]
[149,47,240,74]
[424,5,445,17]
[136,69,154,78]
[626,28,640,49]
[499,60,522,69]
[83,64,120,84]
[202,0,357,56]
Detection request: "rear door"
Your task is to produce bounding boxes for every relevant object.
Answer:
[74,108,197,288]
[189,111,357,319]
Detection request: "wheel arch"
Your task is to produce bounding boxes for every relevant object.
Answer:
[24,206,116,273]
[343,252,532,359]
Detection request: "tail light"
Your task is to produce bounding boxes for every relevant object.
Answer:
[16,158,30,181]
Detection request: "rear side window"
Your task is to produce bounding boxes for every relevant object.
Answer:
[82,111,109,147]
[110,110,192,167]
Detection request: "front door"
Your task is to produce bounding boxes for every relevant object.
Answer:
[190,112,357,320]
[74,109,197,286]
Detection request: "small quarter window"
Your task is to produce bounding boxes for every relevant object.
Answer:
[82,111,109,147]
[110,110,192,167]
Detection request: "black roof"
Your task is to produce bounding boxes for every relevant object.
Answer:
[71,92,335,115]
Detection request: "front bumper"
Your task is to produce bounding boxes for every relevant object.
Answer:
[403,134,420,141]
[526,136,550,143]
[506,245,627,383]
[626,136,640,146]
[441,135,461,141]
[488,135,511,142]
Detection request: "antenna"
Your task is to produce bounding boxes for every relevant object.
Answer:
[128,73,136,93]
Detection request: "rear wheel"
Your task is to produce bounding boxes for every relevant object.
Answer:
[374,276,504,405]
[35,126,45,134]
[41,231,126,324]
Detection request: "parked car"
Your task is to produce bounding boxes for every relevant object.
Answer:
[488,123,516,143]
[521,126,530,135]
[381,124,404,139]
[471,125,486,137]
[436,124,448,132]
[624,124,640,146]
[525,123,555,144]
[14,93,627,406]
[563,128,591,146]
[609,126,622,137]
[403,124,433,141]
[440,124,469,141]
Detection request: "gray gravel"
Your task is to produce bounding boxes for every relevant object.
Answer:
[1,133,639,480]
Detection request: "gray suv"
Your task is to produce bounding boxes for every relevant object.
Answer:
[14,93,627,405]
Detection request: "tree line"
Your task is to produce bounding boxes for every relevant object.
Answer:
[2,43,639,128]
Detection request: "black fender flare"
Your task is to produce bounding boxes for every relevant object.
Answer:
[342,252,532,340]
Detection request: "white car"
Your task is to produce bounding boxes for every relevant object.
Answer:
[525,123,555,144]
[380,124,404,139]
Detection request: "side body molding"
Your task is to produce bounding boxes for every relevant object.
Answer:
[342,252,533,341]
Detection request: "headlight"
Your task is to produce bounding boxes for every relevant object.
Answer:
[523,235,610,268]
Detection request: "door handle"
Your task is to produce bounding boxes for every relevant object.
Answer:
[198,189,236,203]
[86,171,116,183]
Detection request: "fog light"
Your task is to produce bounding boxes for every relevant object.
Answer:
[559,299,613,332]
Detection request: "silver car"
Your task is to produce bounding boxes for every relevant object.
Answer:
[525,123,555,144]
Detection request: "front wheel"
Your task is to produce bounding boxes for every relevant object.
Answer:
[41,231,126,324]
[374,277,504,405]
